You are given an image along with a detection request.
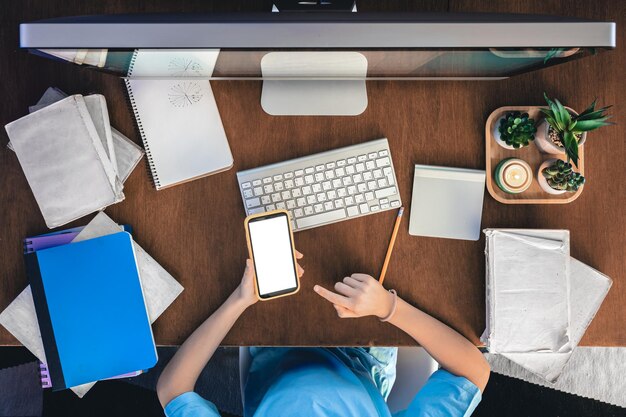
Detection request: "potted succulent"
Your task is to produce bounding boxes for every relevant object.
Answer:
[535,93,613,167]
[538,159,585,195]
[493,111,537,149]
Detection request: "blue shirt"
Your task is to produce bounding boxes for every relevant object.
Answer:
[165,347,481,417]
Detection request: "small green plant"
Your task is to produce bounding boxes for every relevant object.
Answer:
[541,159,585,192]
[498,112,536,148]
[540,93,613,167]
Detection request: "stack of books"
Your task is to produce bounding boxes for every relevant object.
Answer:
[482,229,612,382]
[0,212,184,396]
[4,88,143,228]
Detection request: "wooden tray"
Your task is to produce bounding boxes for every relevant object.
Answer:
[485,106,584,204]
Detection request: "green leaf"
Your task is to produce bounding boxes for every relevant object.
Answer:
[562,131,580,167]
[572,118,613,132]
[578,98,598,117]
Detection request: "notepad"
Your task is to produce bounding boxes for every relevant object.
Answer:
[26,232,157,390]
[125,49,233,189]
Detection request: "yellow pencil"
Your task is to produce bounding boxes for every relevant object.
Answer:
[379,206,404,285]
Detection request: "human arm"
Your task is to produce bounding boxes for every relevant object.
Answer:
[157,254,304,408]
[314,273,490,392]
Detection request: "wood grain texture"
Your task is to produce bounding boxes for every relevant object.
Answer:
[0,0,624,347]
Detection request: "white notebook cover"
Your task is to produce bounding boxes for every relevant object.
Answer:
[126,50,232,189]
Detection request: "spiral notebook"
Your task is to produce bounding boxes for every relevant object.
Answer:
[125,50,233,189]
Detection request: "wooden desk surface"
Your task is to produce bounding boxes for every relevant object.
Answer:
[1,0,625,347]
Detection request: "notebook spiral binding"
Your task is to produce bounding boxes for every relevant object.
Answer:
[125,50,161,189]
[40,362,52,388]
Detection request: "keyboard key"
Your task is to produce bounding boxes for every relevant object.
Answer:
[357,183,367,193]
[324,201,334,211]
[347,157,357,164]
[368,152,377,159]
[365,160,375,170]
[376,157,391,167]
[263,177,272,184]
[325,170,335,179]
[381,203,391,209]
[295,169,304,176]
[252,179,262,186]
[275,182,284,191]
[337,159,346,166]
[249,207,265,214]
[347,206,360,216]
[297,209,346,229]
[355,194,365,203]
[264,184,274,193]
[342,176,353,186]
[379,150,389,157]
[326,162,336,169]
[345,165,355,175]
[315,165,325,172]
[365,192,375,201]
[246,198,261,208]
[297,197,307,206]
[391,200,400,208]
[304,206,314,216]
[322,181,332,191]
[295,177,305,187]
[282,191,291,200]
[267,204,276,211]
[307,195,317,204]
[332,178,342,188]
[312,183,322,193]
[242,182,251,189]
[292,188,302,197]
[367,181,377,190]
[353,173,363,183]
[373,169,383,178]
[360,203,370,213]
[284,172,294,179]
[363,171,373,180]
[375,186,397,199]
[380,198,389,204]
[243,189,253,198]
[274,174,283,181]
[302,185,312,195]
[335,167,345,177]
[294,208,304,218]
[314,203,324,213]
[315,173,324,182]
[327,190,337,199]
[335,199,344,208]
[261,195,271,205]
[356,163,365,172]
[286,200,297,209]
[371,205,380,211]
[377,178,388,188]
[317,193,327,202]
[254,187,263,196]
[285,179,294,189]
[357,154,367,162]
[347,185,357,195]
[337,188,347,197]
[276,202,286,210]
[305,175,314,184]
[345,196,355,206]
[271,193,282,202]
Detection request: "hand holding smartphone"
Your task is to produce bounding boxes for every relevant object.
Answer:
[244,210,300,300]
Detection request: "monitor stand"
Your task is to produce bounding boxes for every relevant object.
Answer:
[260,51,368,116]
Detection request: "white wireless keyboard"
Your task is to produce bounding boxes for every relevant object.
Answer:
[237,138,402,231]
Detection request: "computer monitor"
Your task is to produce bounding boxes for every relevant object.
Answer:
[20,12,616,115]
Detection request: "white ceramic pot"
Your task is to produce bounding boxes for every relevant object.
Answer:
[493,117,516,150]
[534,118,587,155]
[537,159,567,195]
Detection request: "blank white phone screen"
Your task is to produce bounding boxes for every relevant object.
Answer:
[248,215,297,297]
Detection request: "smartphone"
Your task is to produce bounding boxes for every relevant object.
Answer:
[244,210,300,300]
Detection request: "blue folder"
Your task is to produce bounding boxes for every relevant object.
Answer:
[26,232,157,390]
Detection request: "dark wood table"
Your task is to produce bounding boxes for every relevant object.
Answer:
[1,0,625,347]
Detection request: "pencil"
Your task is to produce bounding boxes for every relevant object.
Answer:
[379,206,404,285]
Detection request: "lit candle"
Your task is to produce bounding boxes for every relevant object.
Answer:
[495,158,532,194]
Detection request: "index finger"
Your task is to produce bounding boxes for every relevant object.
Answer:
[314,285,352,309]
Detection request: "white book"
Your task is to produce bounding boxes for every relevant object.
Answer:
[5,95,124,228]
[126,49,233,189]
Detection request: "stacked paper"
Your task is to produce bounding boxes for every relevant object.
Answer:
[0,212,184,397]
[37,49,108,68]
[483,229,612,383]
[5,88,143,228]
